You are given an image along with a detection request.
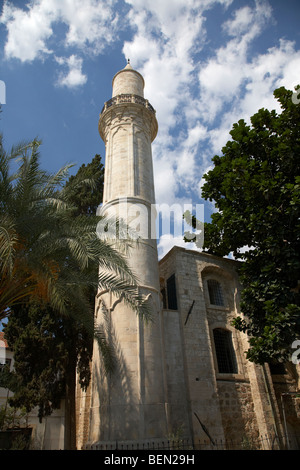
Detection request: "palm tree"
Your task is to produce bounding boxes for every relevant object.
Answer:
[0,135,148,319]
[0,135,150,449]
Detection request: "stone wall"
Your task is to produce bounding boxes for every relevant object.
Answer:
[158,246,294,448]
[217,380,260,446]
[159,248,225,443]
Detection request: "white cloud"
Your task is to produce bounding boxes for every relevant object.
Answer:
[198,1,274,124]
[0,0,118,62]
[55,54,87,88]
[61,0,118,53]
[197,4,300,155]
[222,1,272,39]
[223,5,255,36]
[0,0,54,61]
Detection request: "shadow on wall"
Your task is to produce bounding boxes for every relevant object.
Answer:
[92,297,139,441]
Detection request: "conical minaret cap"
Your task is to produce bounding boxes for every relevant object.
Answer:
[112,60,145,98]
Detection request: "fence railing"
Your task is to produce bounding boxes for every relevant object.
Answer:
[85,433,300,451]
[100,94,156,115]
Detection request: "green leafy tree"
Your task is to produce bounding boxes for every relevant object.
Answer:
[2,301,93,446]
[64,154,104,217]
[2,303,72,418]
[185,85,300,364]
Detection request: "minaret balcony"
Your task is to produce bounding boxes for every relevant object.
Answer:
[100,94,156,115]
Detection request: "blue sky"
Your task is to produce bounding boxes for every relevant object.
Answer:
[0,0,299,258]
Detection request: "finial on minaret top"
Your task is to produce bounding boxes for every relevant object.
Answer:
[124,58,133,70]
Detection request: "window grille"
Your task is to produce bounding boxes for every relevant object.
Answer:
[161,287,167,309]
[167,274,178,310]
[207,279,224,306]
[213,328,238,374]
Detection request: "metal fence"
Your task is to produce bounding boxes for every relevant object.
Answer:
[86,433,300,451]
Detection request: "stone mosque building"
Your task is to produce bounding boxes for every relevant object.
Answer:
[1,62,299,450]
[76,62,300,450]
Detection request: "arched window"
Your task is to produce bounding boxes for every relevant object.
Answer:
[213,328,238,374]
[207,279,224,306]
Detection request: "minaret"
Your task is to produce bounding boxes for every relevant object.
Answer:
[88,61,168,445]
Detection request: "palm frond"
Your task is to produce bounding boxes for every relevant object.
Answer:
[0,270,36,320]
[0,215,17,275]
[97,270,152,322]
[43,163,75,192]
[0,135,152,383]
[94,327,116,374]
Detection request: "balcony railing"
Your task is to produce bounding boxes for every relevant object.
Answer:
[100,94,156,115]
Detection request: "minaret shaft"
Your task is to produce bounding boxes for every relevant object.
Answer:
[88,63,168,445]
[101,107,156,204]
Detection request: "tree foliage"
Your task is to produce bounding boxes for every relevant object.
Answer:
[64,154,104,217]
[0,138,149,321]
[3,302,71,418]
[0,139,150,448]
[186,86,300,364]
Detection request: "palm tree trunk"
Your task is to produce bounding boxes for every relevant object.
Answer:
[64,353,77,450]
